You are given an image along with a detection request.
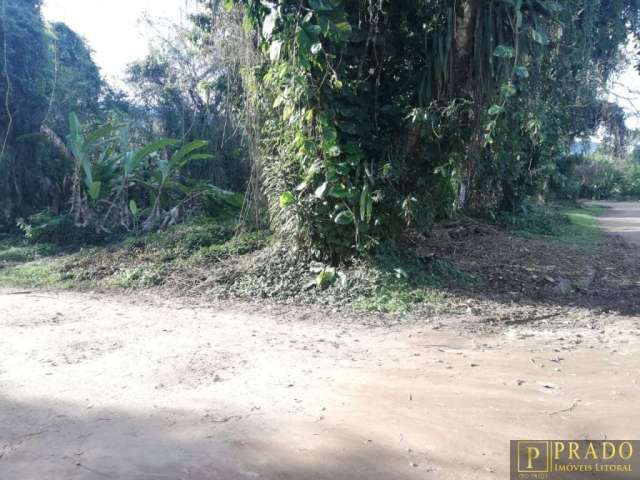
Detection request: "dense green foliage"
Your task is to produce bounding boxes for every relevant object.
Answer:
[0,0,103,226]
[0,2,241,235]
[201,0,639,260]
[552,153,640,200]
[1,0,639,266]
[125,14,250,193]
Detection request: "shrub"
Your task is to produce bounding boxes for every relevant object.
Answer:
[17,210,102,244]
[495,204,568,235]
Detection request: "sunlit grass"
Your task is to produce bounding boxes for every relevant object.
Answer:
[0,239,61,263]
[0,259,70,288]
[501,203,605,250]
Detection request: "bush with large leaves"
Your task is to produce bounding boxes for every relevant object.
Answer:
[58,112,215,233]
[209,0,639,261]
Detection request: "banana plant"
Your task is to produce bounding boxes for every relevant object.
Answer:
[62,112,120,225]
[67,112,118,202]
[110,124,178,227]
[145,140,214,227]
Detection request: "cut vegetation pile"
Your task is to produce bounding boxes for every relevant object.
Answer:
[1,203,638,319]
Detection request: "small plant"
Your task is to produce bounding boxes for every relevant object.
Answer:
[18,211,78,244]
[42,112,220,234]
[495,204,569,236]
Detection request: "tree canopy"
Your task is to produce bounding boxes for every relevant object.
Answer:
[0,0,102,225]
[1,0,640,260]
[194,0,640,259]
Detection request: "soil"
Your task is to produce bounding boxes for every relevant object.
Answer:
[1,202,639,480]
[421,203,640,318]
[595,200,640,245]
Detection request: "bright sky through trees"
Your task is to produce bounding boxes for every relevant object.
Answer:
[43,0,640,127]
[42,0,194,85]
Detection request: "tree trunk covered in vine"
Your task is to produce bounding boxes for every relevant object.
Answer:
[453,0,480,97]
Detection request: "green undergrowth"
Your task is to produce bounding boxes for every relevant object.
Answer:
[200,241,472,314]
[61,217,271,289]
[496,203,605,249]
[0,216,471,314]
[0,236,63,263]
[0,258,71,288]
[0,233,73,288]
[5,202,606,315]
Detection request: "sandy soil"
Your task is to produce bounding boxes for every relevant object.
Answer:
[1,287,639,480]
[594,201,640,245]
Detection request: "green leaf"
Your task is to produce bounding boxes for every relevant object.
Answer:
[129,199,139,216]
[514,65,529,78]
[68,112,81,143]
[222,0,234,12]
[186,153,215,161]
[315,267,337,289]
[488,105,505,116]
[334,210,354,225]
[169,140,208,170]
[493,45,515,58]
[88,181,101,200]
[310,42,323,55]
[303,24,321,37]
[81,158,93,186]
[327,145,341,157]
[500,83,517,98]
[129,138,177,175]
[333,21,352,40]
[84,124,117,150]
[280,191,295,208]
[296,28,312,54]
[321,122,337,143]
[283,104,295,121]
[329,184,350,198]
[531,28,550,45]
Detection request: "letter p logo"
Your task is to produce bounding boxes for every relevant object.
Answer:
[527,447,540,469]
[517,441,549,473]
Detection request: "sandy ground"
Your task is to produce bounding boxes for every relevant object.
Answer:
[1,290,638,480]
[594,201,640,245]
[1,202,639,480]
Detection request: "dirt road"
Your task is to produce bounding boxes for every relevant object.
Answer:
[1,288,639,480]
[594,200,640,245]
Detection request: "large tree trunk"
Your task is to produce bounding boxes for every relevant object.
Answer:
[453,0,481,208]
[453,0,480,96]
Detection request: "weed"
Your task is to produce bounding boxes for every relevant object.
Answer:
[0,239,61,263]
[0,259,70,288]
[496,203,604,249]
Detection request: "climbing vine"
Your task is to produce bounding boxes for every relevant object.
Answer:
[205,0,639,261]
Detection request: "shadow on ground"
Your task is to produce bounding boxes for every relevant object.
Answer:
[423,223,640,319]
[0,395,489,480]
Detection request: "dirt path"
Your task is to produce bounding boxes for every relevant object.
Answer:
[593,200,640,245]
[1,289,639,480]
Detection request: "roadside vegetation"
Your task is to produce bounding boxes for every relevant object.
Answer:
[1,0,640,316]
[4,201,636,317]
[497,203,605,249]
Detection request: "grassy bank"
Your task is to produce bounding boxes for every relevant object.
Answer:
[496,202,605,249]
[0,202,618,314]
